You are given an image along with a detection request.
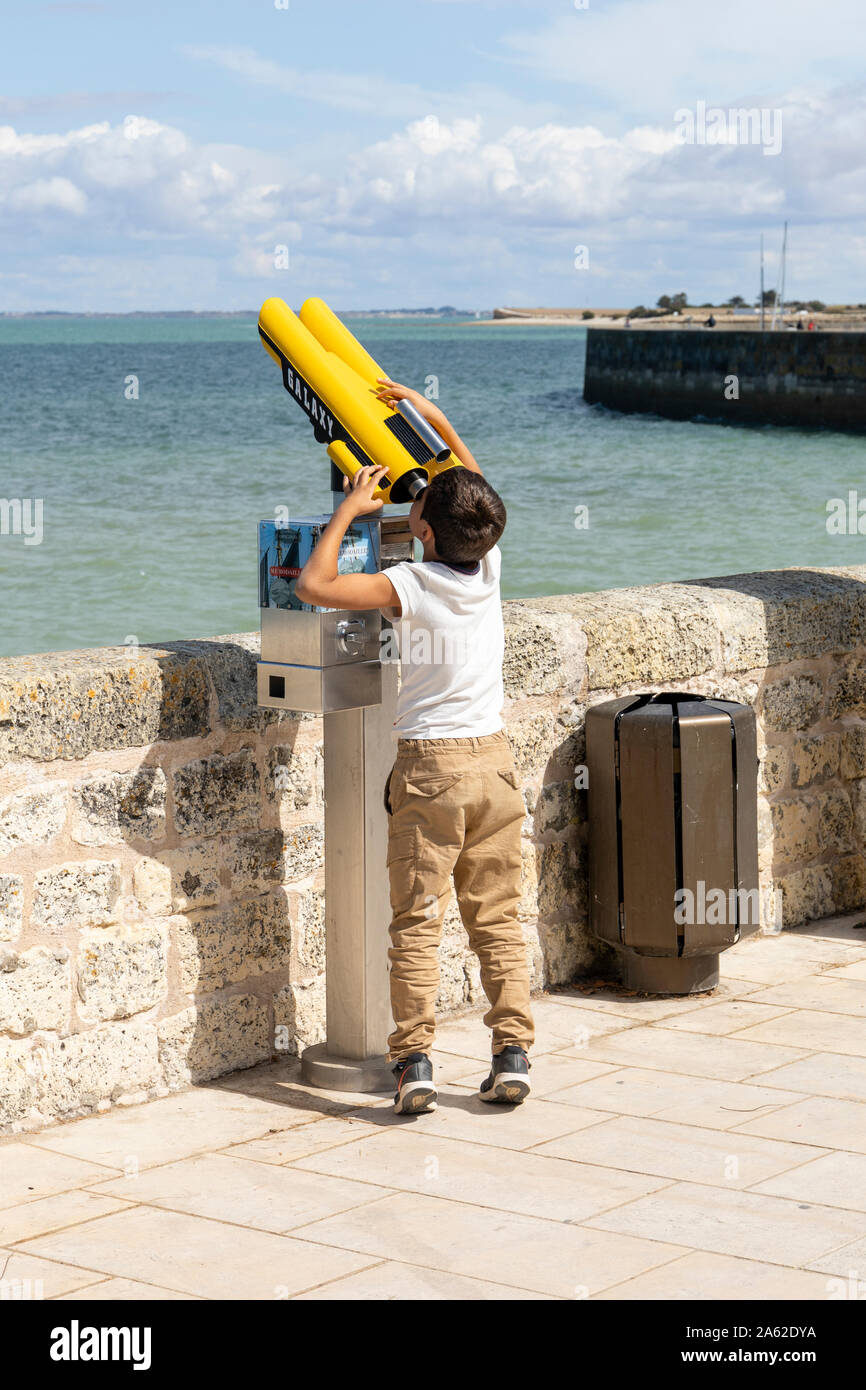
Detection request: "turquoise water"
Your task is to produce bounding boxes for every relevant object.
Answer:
[0,315,864,658]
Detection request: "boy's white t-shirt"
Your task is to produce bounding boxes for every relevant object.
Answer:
[384,545,504,739]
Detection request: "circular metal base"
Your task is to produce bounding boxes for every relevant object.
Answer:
[621,952,720,996]
[300,1043,394,1093]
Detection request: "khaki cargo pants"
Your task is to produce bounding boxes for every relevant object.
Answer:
[384,729,535,1062]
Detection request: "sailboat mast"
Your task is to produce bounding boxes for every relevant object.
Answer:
[760,234,765,333]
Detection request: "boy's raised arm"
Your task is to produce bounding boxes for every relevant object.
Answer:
[294,464,402,614]
[374,379,483,475]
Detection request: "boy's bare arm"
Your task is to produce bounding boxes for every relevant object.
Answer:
[373,378,483,475]
[294,465,403,614]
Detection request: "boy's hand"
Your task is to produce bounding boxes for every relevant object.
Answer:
[340,463,387,513]
[374,377,446,429]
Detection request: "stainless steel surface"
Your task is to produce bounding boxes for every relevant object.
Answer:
[261,606,381,667]
[300,658,398,1079]
[257,659,382,713]
[380,512,415,568]
[396,398,452,462]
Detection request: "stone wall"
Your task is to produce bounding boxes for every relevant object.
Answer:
[583,327,866,429]
[4,563,866,1132]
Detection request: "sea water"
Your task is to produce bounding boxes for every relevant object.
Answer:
[0,315,863,657]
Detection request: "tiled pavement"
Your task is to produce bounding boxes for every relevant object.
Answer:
[4,915,866,1301]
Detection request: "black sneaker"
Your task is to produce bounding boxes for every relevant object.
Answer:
[392,1053,437,1114]
[479,1046,531,1104]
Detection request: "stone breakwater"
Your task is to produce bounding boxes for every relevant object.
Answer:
[583,328,866,430]
[3,565,866,1132]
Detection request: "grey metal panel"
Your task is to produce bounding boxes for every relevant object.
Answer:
[678,705,737,953]
[257,660,382,713]
[586,696,640,945]
[261,607,381,667]
[619,702,678,956]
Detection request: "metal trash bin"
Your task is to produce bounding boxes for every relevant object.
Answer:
[586,692,759,994]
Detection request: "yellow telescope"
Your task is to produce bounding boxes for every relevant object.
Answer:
[258,296,463,504]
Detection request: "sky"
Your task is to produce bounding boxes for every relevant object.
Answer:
[1,0,865,311]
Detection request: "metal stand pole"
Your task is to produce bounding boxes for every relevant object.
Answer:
[300,656,397,1092]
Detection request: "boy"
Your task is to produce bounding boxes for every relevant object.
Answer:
[294,377,534,1114]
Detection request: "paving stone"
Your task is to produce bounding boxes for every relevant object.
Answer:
[753,1150,866,1211]
[294,1261,553,1301]
[28,1085,329,1169]
[54,1277,199,1301]
[294,1128,666,1223]
[733,1095,866,1153]
[748,975,866,1017]
[593,1251,840,1301]
[91,1151,392,1233]
[584,1181,866,1265]
[0,1247,109,1299]
[19,1205,374,1300]
[545,1067,804,1130]
[533,1114,827,1188]
[0,1190,131,1245]
[344,1082,609,1150]
[577,1025,808,1083]
[750,1051,866,1102]
[735,1009,866,1058]
[649,1000,794,1035]
[293,1190,686,1299]
[0,1142,120,1209]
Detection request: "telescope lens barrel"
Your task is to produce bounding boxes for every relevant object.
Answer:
[396,400,452,463]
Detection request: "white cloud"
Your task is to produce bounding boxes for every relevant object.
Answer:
[1,82,864,308]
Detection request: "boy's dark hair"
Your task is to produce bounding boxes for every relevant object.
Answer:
[420,468,506,563]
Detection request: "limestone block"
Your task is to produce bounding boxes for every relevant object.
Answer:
[0,645,210,765]
[761,675,824,732]
[71,767,166,846]
[173,893,292,993]
[790,735,840,788]
[0,1039,38,1128]
[828,658,866,720]
[283,823,324,881]
[173,749,261,837]
[840,726,866,781]
[226,829,286,896]
[502,602,587,698]
[267,742,323,815]
[158,994,269,1087]
[569,585,719,689]
[76,923,168,1021]
[0,783,66,857]
[32,860,121,931]
[133,842,222,915]
[273,978,325,1056]
[0,946,71,1034]
[0,875,24,942]
[774,865,835,928]
[32,1021,160,1119]
[294,889,325,974]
